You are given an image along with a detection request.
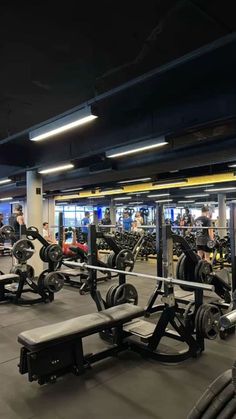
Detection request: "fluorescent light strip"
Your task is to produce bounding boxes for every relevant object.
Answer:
[228,163,236,168]
[61,187,83,192]
[205,187,236,192]
[0,197,13,201]
[0,179,11,185]
[147,193,170,198]
[178,200,195,203]
[107,142,168,158]
[89,195,105,199]
[118,178,151,184]
[30,115,97,142]
[155,199,173,203]
[185,194,209,198]
[130,191,150,195]
[114,196,131,200]
[56,202,68,205]
[180,184,214,190]
[39,163,74,174]
[115,203,124,206]
[195,201,218,205]
[128,202,143,205]
[152,181,187,188]
[103,189,124,194]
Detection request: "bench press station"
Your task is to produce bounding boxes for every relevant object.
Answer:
[17,225,216,385]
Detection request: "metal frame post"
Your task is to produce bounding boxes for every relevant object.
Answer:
[58,212,64,249]
[156,204,163,278]
[230,203,236,291]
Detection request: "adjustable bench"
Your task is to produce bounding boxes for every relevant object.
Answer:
[18,303,144,384]
[0,274,19,300]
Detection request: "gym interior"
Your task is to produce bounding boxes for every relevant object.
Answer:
[1,3,236,419]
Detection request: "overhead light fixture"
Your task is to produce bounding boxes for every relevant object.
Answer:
[155,199,173,203]
[0,197,13,201]
[29,106,97,142]
[180,184,215,190]
[147,193,170,198]
[101,188,124,194]
[106,136,168,158]
[115,203,124,206]
[195,201,218,205]
[205,187,236,192]
[129,201,143,205]
[228,163,236,168]
[0,179,11,185]
[118,178,151,184]
[56,202,68,205]
[114,196,131,200]
[152,178,188,188]
[130,191,150,195]
[61,187,83,192]
[178,200,195,203]
[89,195,105,199]
[39,163,74,174]
[185,194,209,198]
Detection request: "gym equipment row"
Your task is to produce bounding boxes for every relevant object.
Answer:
[0,225,65,304]
[17,224,235,385]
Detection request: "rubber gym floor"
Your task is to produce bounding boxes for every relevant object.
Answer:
[0,257,235,419]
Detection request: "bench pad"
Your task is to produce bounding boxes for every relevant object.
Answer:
[0,274,19,283]
[18,304,144,351]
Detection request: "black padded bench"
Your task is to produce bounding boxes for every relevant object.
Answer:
[18,303,144,384]
[0,274,19,300]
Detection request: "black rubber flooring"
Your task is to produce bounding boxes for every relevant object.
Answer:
[0,256,236,419]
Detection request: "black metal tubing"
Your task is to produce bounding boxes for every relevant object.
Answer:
[156,204,163,279]
[230,203,236,292]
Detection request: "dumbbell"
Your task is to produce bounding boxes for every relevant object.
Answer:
[207,240,216,249]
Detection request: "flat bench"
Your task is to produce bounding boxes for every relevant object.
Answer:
[0,274,19,284]
[18,304,144,383]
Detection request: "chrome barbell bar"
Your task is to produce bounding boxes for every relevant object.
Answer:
[64,260,214,292]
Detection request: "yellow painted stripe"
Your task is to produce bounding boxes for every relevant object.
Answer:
[55,172,236,200]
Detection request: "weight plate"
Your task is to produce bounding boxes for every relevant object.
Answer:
[42,271,64,293]
[187,370,232,418]
[194,260,213,284]
[201,304,220,340]
[116,249,135,272]
[46,244,63,263]
[216,395,236,419]
[12,239,35,262]
[39,246,48,262]
[195,305,205,336]
[183,301,195,332]
[107,251,116,269]
[26,264,35,280]
[202,382,235,419]
[106,284,119,307]
[26,226,39,241]
[0,224,15,239]
[113,283,138,305]
[176,253,185,280]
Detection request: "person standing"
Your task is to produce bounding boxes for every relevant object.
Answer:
[100,213,112,232]
[42,222,55,244]
[9,204,25,243]
[81,211,90,242]
[123,212,133,232]
[134,211,143,228]
[195,206,214,262]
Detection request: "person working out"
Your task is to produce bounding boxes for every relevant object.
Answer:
[43,222,56,244]
[195,205,214,262]
[0,213,3,228]
[134,211,143,228]
[81,211,90,242]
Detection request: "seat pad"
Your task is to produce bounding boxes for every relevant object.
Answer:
[0,274,19,283]
[18,304,144,350]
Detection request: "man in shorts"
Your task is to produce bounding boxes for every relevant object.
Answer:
[195,206,214,262]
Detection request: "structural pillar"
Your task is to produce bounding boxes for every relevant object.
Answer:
[218,193,227,238]
[43,197,56,240]
[93,207,99,227]
[110,198,116,225]
[26,170,44,276]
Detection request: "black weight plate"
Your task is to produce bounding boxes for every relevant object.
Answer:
[39,246,48,262]
[201,304,220,340]
[37,269,50,290]
[176,253,185,279]
[183,301,195,331]
[26,226,39,240]
[46,244,63,263]
[106,285,119,307]
[43,271,64,293]
[12,239,35,262]
[113,283,138,306]
[187,370,232,419]
[195,305,205,336]
[26,264,35,280]
[201,382,235,419]
[107,251,116,269]
[180,254,195,292]
[217,395,236,419]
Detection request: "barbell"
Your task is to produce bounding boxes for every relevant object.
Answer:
[64,260,215,292]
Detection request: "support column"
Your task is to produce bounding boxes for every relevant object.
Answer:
[26,171,44,276]
[110,198,116,225]
[218,193,226,238]
[93,207,98,227]
[43,198,55,240]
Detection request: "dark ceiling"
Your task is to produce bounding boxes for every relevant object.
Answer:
[0,0,235,138]
[0,1,236,202]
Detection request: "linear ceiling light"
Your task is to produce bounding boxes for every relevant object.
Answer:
[155,199,173,203]
[129,201,143,205]
[0,179,11,185]
[178,200,195,203]
[118,178,151,183]
[113,196,131,201]
[130,191,150,195]
[205,187,236,192]
[39,163,74,174]
[0,197,13,201]
[195,201,218,205]
[185,194,209,198]
[89,195,105,199]
[180,184,215,190]
[106,137,168,158]
[29,106,97,142]
[147,193,170,198]
[61,187,83,192]
[228,163,236,168]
